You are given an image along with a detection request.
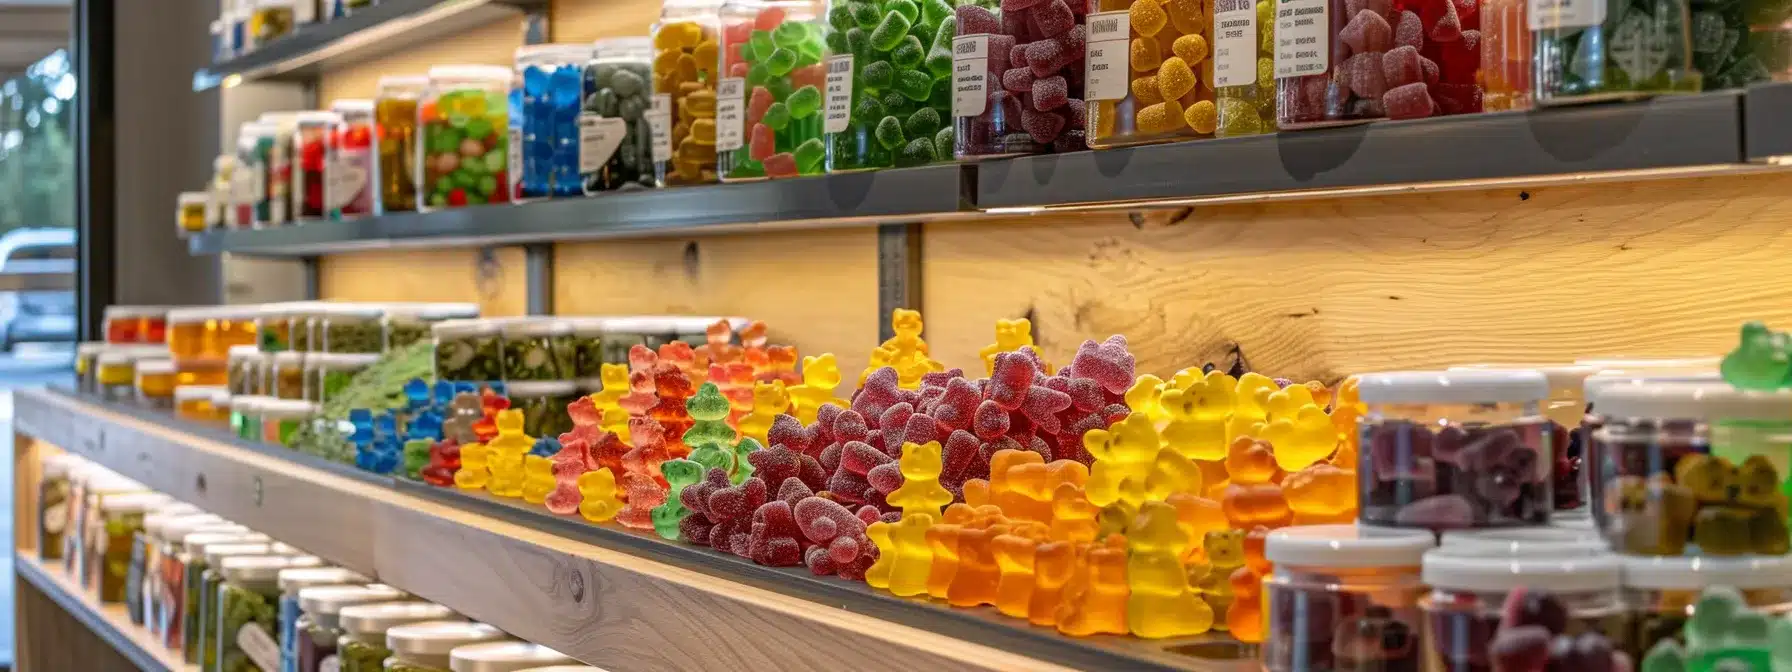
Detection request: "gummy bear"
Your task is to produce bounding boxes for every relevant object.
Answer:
[544,436,597,516]
[947,520,1011,608]
[484,409,534,498]
[870,513,937,596]
[991,524,1052,618]
[1125,374,1169,425]
[795,496,876,577]
[1065,335,1138,396]
[1050,481,1101,543]
[577,468,626,523]
[888,440,954,518]
[1261,384,1317,422]
[708,361,756,426]
[1263,404,1340,472]
[925,514,963,599]
[1232,372,1277,422]
[1161,376,1230,461]
[1284,462,1357,524]
[979,318,1048,376]
[789,353,849,424]
[420,439,461,487]
[1190,529,1245,628]
[872,309,946,390]
[685,383,744,477]
[1127,500,1216,638]
[1083,413,1164,508]
[736,381,789,449]
[755,344,802,386]
[1030,540,1078,626]
[652,459,705,540]
[1168,492,1229,558]
[521,454,554,504]
[1227,526,1272,641]
[454,441,492,490]
[1056,534,1131,636]
[1721,322,1792,391]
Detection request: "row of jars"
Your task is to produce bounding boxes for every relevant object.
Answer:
[210,0,380,64]
[37,453,596,672]
[431,315,737,384]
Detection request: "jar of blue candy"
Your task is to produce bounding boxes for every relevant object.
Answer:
[513,44,593,200]
[582,37,659,193]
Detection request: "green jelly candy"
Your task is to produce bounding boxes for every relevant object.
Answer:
[828,3,856,31]
[852,1,882,29]
[484,148,506,172]
[874,115,906,150]
[921,0,954,26]
[932,126,953,159]
[929,78,952,108]
[932,16,957,50]
[870,12,912,51]
[465,116,494,139]
[886,0,920,24]
[751,30,777,61]
[881,90,911,117]
[762,102,792,131]
[747,62,771,87]
[846,27,871,58]
[461,154,488,176]
[430,127,464,154]
[863,60,895,90]
[894,69,933,101]
[892,35,925,69]
[904,106,941,138]
[767,48,798,76]
[787,85,823,118]
[898,136,936,166]
[452,170,478,188]
[925,47,955,79]
[477,175,497,197]
[794,138,826,173]
[773,21,809,47]
[796,41,824,67]
[434,175,454,194]
[908,19,936,47]
[852,96,886,125]
[429,193,448,207]
[465,193,487,206]
[826,30,849,55]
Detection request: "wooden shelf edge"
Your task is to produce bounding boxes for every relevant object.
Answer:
[14,554,193,672]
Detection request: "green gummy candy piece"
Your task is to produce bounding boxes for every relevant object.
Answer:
[904,106,941,138]
[750,30,777,61]
[881,90,911,116]
[925,47,954,79]
[762,102,792,131]
[686,383,732,420]
[796,41,824,67]
[773,21,809,47]
[430,127,464,153]
[1640,640,1686,672]
[886,0,920,24]
[794,138,825,172]
[787,85,822,118]
[747,62,771,87]
[477,175,497,197]
[465,193,487,206]
[933,126,953,159]
[846,27,871,58]
[461,155,488,176]
[922,0,954,26]
[932,16,957,50]
[766,48,798,76]
[909,19,936,48]
[898,136,936,166]
[853,96,886,125]
[870,12,912,52]
[465,116,494,139]
[828,3,856,31]
[862,60,895,90]
[894,68,933,101]
[452,171,478,188]
[483,148,506,172]
[429,193,448,207]
[825,30,849,55]
[874,115,906,150]
[891,35,925,69]
[611,69,645,97]
[852,1,883,29]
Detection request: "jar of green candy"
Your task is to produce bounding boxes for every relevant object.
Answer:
[448,642,577,672]
[175,528,261,661]
[506,381,580,438]
[272,351,307,400]
[322,304,387,354]
[228,345,269,396]
[1533,0,1701,103]
[501,319,574,381]
[258,399,318,446]
[382,621,509,672]
[289,306,328,353]
[93,492,171,604]
[434,320,504,383]
[194,541,282,669]
[717,0,831,180]
[821,0,956,171]
[149,513,224,645]
[38,454,82,562]
[296,585,406,672]
[216,555,314,672]
[565,318,606,379]
[385,303,478,351]
[596,317,655,364]
[420,65,514,209]
[337,602,459,672]
[307,353,381,405]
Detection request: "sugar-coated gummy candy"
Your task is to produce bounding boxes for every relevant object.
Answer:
[1341,10,1394,53]
[1157,58,1195,101]
[1130,0,1168,37]
[1033,76,1069,111]
[1131,36,1162,72]
[1183,100,1217,134]
[1004,68,1036,93]
[1383,82,1434,119]
[1172,34,1208,64]
[1382,45,1424,86]
[1132,75,1164,105]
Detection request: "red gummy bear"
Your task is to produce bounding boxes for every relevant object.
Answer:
[794,496,873,577]
[707,477,769,557]
[546,436,599,516]
[679,468,732,545]
[748,500,806,566]
[420,439,461,487]
[473,391,511,443]
[649,366,696,454]
[1064,335,1136,398]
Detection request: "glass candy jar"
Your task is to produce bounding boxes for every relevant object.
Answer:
[506,381,579,438]
[1420,549,1627,671]
[1214,0,1279,136]
[1263,525,1436,672]
[1272,0,1488,126]
[434,320,504,383]
[322,304,387,354]
[717,0,830,180]
[215,555,311,672]
[448,642,576,672]
[1532,0,1699,103]
[952,0,1085,158]
[135,357,177,410]
[822,0,957,171]
[329,99,378,219]
[306,353,380,405]
[384,303,478,351]
[501,319,574,381]
[382,621,509,672]
[1449,364,1597,512]
[337,602,458,672]
[1623,554,1792,658]
[273,351,307,400]
[295,585,408,672]
[376,75,428,214]
[1085,0,1216,147]
[420,65,514,209]
[176,385,231,425]
[566,318,606,379]
[514,44,593,199]
[293,111,343,221]
[654,0,724,185]
[277,566,369,672]
[581,37,658,193]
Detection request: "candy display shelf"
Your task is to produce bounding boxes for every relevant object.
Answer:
[12,388,1250,671]
[14,555,195,672]
[191,0,549,91]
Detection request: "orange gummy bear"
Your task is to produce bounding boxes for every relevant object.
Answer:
[1029,540,1078,626]
[1168,492,1228,558]
[1222,482,1291,529]
[1050,481,1100,543]
[992,524,1051,618]
[1226,436,1284,485]
[1284,462,1358,525]
[1056,535,1130,637]
[947,523,1010,608]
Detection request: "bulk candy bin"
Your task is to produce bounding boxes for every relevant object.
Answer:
[717,0,830,180]
[420,66,513,209]
[654,0,724,185]
[1262,525,1436,672]
[822,0,957,171]
[952,0,1086,158]
[329,99,377,219]
[515,44,592,200]
[581,37,659,193]
[376,75,428,213]
[1213,0,1278,136]
[1085,0,1216,147]
[1532,0,1699,103]
[1274,0,1486,126]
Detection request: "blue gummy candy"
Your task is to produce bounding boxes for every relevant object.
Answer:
[530,436,561,458]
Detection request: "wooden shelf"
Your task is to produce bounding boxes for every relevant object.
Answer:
[13,388,1256,671]
[14,554,195,672]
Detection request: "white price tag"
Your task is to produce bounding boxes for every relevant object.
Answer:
[1213,0,1258,87]
[649,94,674,164]
[1274,0,1329,77]
[325,149,370,213]
[577,114,629,174]
[952,35,989,118]
[506,126,524,195]
[1530,0,1605,30]
[824,55,855,133]
[716,78,746,151]
[1084,12,1131,101]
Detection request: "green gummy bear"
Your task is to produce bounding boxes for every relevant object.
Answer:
[875,115,906,150]
[852,1,882,29]
[1682,586,1775,672]
[1771,616,1792,672]
[685,382,732,422]
[904,106,941,138]
[729,437,763,483]
[465,116,494,139]
[766,48,798,76]
[1642,640,1687,672]
[1721,322,1792,391]
[794,138,825,173]
[773,21,809,47]
[885,0,920,24]
[863,60,895,90]
[894,69,933,101]
[924,47,955,80]
[853,96,886,125]
[828,3,856,31]
[402,439,432,479]
[684,384,740,475]
[651,459,705,539]
[921,0,954,26]
[762,102,792,131]
[870,11,912,52]
[898,136,936,166]
[891,35,925,69]
[787,85,823,118]
[933,126,954,159]
[750,30,777,61]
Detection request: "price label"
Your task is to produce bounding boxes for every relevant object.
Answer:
[1530,0,1605,30]
[507,126,524,195]
[824,55,855,134]
[716,78,746,151]
[649,94,673,164]
[324,149,370,213]
[578,114,629,174]
[952,35,989,118]
[1213,0,1258,87]
[1084,12,1131,101]
[1274,0,1329,77]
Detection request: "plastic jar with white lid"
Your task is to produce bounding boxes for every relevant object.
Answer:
[97,350,139,403]
[216,555,317,672]
[514,43,595,200]
[259,399,319,446]
[228,344,268,396]
[104,305,170,344]
[256,302,311,353]
[76,342,104,392]
[385,303,478,350]
[277,566,368,672]
[434,320,504,383]
[1451,364,1598,511]
[449,642,576,672]
[419,65,514,210]
[192,540,282,668]
[146,512,223,642]
[1420,549,1627,671]
[596,316,659,364]
[131,506,205,625]
[307,352,381,404]
[135,357,177,409]
[296,585,409,672]
[322,304,388,354]
[1263,525,1436,672]
[500,318,574,381]
[1623,554,1792,658]
[1355,370,1552,530]
[383,621,509,672]
[506,381,579,438]
[177,191,210,236]
[37,453,85,562]
[338,602,462,672]
[175,531,261,660]
[1590,381,1792,558]
[272,351,307,400]
[91,492,172,603]
[563,318,605,380]
[230,395,271,442]
[329,99,378,219]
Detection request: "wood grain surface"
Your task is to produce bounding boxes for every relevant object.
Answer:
[316,15,522,103]
[14,555,195,672]
[319,247,528,317]
[551,0,659,42]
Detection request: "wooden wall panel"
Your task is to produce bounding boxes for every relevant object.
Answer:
[551,0,660,42]
[319,247,529,317]
[317,17,523,103]
[922,170,1792,383]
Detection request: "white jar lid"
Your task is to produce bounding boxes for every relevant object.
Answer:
[76,342,106,356]
[1622,554,1792,591]
[175,384,229,402]
[376,74,431,90]
[155,514,226,543]
[1265,524,1435,568]
[257,399,318,419]
[307,352,381,370]
[136,358,176,375]
[1576,356,1721,372]
[204,542,282,566]
[143,510,206,538]
[506,381,579,398]
[293,110,343,125]
[271,351,305,366]
[1436,526,1605,557]
[1584,372,1722,403]
[514,43,594,64]
[499,317,572,338]
[1447,364,1597,393]
[229,394,273,412]
[340,601,458,636]
[277,566,366,593]
[451,642,575,672]
[433,319,501,338]
[222,554,319,583]
[1356,370,1550,405]
[599,316,676,334]
[298,584,407,616]
[385,302,478,321]
[181,531,265,557]
[228,344,265,360]
[40,453,87,478]
[1549,510,1595,532]
[1422,549,1621,593]
[1592,382,1792,423]
[386,621,508,656]
[98,492,173,514]
[329,98,375,114]
[104,305,170,319]
[427,64,514,83]
[178,192,210,205]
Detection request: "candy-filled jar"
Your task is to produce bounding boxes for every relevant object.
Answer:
[146,514,224,642]
[449,642,576,672]
[1420,549,1627,671]
[514,44,593,199]
[229,345,268,396]
[1623,554,1792,658]
[322,304,387,354]
[276,567,368,672]
[97,350,139,403]
[76,342,102,392]
[717,0,830,180]
[434,320,504,383]
[1449,364,1597,512]
[580,38,659,193]
[1482,0,1530,110]
[293,111,342,221]
[952,0,1087,158]
[501,319,574,381]
[1588,381,1792,558]
[375,75,427,214]
[192,540,279,668]
[260,400,317,446]
[1356,370,1552,530]
[260,112,302,226]
[273,351,306,400]
[307,353,379,405]
[384,303,477,350]
[822,0,957,171]
[382,621,509,672]
[178,191,209,236]
[338,602,459,671]
[598,316,678,362]
[92,492,170,603]
[1263,525,1436,672]
[1085,0,1215,147]
[295,585,408,672]
[1213,0,1278,136]
[654,0,723,185]
[420,65,513,209]
[329,99,378,219]
[104,305,168,344]
[1532,0,1699,104]
[175,530,264,661]
[134,358,177,410]
[215,555,313,672]
[37,454,81,562]
[176,385,231,425]
[566,318,605,379]
[1276,0,1489,126]
[506,381,579,438]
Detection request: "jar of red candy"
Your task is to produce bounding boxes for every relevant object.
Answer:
[104,306,169,345]
[291,111,341,221]
[1449,364,1596,513]
[1263,525,1435,672]
[1356,370,1552,530]
[716,0,830,180]
[1623,554,1792,658]
[1274,0,1484,127]
[327,99,376,220]
[1420,548,1627,672]
[951,0,1086,159]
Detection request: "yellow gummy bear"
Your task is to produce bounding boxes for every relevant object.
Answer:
[454,442,491,490]
[1263,405,1338,472]
[1131,36,1163,72]
[486,454,524,498]
[1084,414,1203,509]
[1132,75,1164,105]
[1234,373,1277,420]
[1263,385,1317,422]
[1191,529,1245,626]
[1184,100,1218,134]
[590,363,628,410]
[521,455,554,504]
[1125,374,1168,425]
[1130,0,1169,37]
[1161,387,1226,461]
[1128,500,1216,638]
[867,520,896,590]
[873,309,945,389]
[737,381,789,449]
[790,353,849,425]
[872,513,937,597]
[979,318,1044,375]
[1136,99,1185,134]
[577,468,626,523]
[601,407,631,444]
[487,409,534,455]
[1172,34,1209,64]
[888,441,954,518]
[1157,57,1196,100]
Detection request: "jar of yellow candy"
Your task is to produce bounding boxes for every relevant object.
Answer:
[1085,0,1217,147]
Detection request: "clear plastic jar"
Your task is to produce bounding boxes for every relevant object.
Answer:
[1449,364,1597,512]
[290,305,330,353]
[950,0,1082,158]
[1274,0,1377,127]
[193,540,278,668]
[822,0,956,172]
[256,304,299,353]
[513,43,592,199]
[260,112,303,226]
[382,621,509,672]
[1482,0,1530,111]
[566,318,605,379]
[507,381,579,438]
[37,454,82,562]
[434,320,504,383]
[1213,0,1277,136]
[261,399,319,446]
[1532,0,1699,104]
[580,38,658,193]
[1263,525,1435,672]
[329,99,378,219]
[296,585,408,672]
[97,350,139,403]
[294,111,343,221]
[307,353,380,405]
[104,305,164,343]
[384,303,478,350]
[717,0,830,180]
[1356,370,1552,530]
[338,602,459,672]
[420,65,514,209]
[1623,554,1792,658]
[216,555,311,672]
[1437,525,1605,557]
[91,492,170,603]
[1420,549,1627,671]
[376,75,428,214]
[134,357,177,409]
[251,0,296,44]
[596,317,651,363]
[654,0,723,186]
[1589,381,1792,557]
[236,122,276,228]
[273,351,307,400]
[323,304,387,354]
[147,514,224,643]
[1085,0,1214,147]
[176,529,264,661]
[277,567,369,672]
[72,473,148,581]
[229,395,268,441]
[178,192,210,236]
[77,342,103,392]
[132,507,206,627]
[501,319,574,381]
[448,642,576,672]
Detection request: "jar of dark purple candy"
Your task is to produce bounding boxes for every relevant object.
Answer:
[1356,370,1552,530]
[1622,554,1792,659]
[1420,550,1627,672]
[950,0,1087,159]
[1263,525,1435,672]
[1450,365,1598,514]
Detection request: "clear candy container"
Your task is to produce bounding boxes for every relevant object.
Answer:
[384,303,478,350]
[37,454,81,562]
[192,540,277,668]
[514,44,593,199]
[1213,0,1278,136]
[506,381,580,438]
[337,602,458,672]
[1483,0,1531,110]
[104,305,168,344]
[654,0,724,185]
[174,529,262,658]
[93,492,171,603]
[434,319,504,383]
[256,304,299,353]
[1623,554,1792,658]
[501,319,574,381]
[376,75,428,214]
[1532,0,1700,103]
[448,642,576,672]
[1085,0,1215,147]
[322,304,387,353]
[383,621,509,672]
[277,567,368,672]
[215,555,310,672]
[293,111,343,221]
[251,0,296,45]
[598,317,676,362]
[295,585,408,672]
[229,345,269,396]
[307,353,380,404]
[566,318,605,379]
[77,342,103,392]
[952,0,1086,158]
[273,351,306,400]
[1356,370,1552,530]
[718,0,831,180]
[178,192,209,236]
[97,350,139,403]
[1420,549,1627,671]
[134,358,177,409]
[581,37,658,193]
[822,0,956,171]
[1273,0,1489,126]
[176,385,231,425]
[259,399,317,446]
[146,513,224,641]
[1448,364,1597,512]
[420,65,513,209]
[329,99,378,219]
[1263,525,1435,672]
